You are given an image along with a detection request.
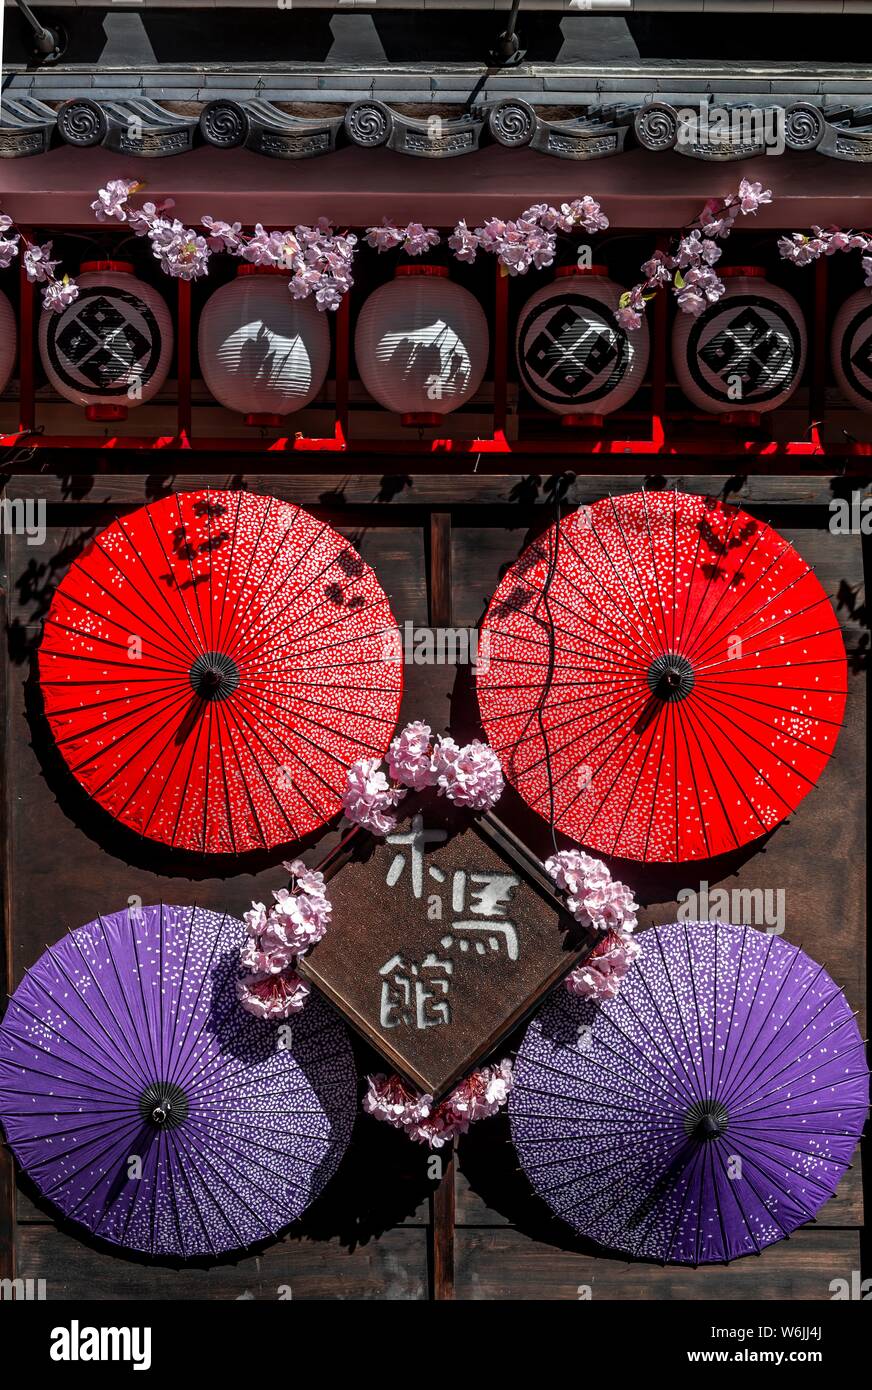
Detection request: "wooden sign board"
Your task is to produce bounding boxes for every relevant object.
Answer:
[300,808,589,1098]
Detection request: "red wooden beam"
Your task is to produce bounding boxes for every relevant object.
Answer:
[176,278,192,444]
[492,263,509,437]
[17,231,35,435]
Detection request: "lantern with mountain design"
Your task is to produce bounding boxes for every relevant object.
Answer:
[38,261,173,423]
[198,265,331,427]
[354,266,488,426]
[0,290,16,397]
[672,267,806,422]
[831,287,872,413]
[516,266,649,424]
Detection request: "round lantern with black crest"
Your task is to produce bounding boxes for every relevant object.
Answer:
[672,266,806,426]
[198,264,331,427]
[354,265,489,427]
[38,261,173,423]
[515,265,650,426]
[831,286,872,413]
[0,289,16,397]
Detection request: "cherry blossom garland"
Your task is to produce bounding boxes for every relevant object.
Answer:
[544,849,640,1001]
[363,1059,514,1147]
[0,211,79,313]
[616,179,773,330]
[236,858,332,1020]
[91,179,357,310]
[342,720,504,836]
[778,224,872,285]
[366,198,609,278]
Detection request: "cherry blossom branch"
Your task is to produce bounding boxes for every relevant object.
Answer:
[545,850,640,1001]
[342,720,504,836]
[92,180,357,310]
[236,859,332,1020]
[363,1060,513,1147]
[778,224,872,285]
[617,179,773,330]
[365,200,609,277]
[0,210,79,313]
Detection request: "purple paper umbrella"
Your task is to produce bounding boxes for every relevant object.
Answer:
[0,905,358,1258]
[511,921,869,1264]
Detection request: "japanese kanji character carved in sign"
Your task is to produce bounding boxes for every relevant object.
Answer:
[300,810,588,1097]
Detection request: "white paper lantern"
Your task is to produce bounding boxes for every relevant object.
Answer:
[39,261,173,422]
[831,286,872,413]
[672,267,806,419]
[198,266,330,426]
[516,266,649,422]
[0,289,16,397]
[354,266,488,425]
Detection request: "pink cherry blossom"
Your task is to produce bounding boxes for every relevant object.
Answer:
[734,179,772,215]
[0,233,20,270]
[364,1061,513,1147]
[432,737,504,811]
[201,216,244,253]
[91,179,139,223]
[565,929,641,1001]
[342,757,405,836]
[448,219,480,263]
[387,721,438,790]
[23,242,59,284]
[42,278,80,313]
[236,967,310,1020]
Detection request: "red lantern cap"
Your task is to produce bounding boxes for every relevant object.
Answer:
[395,265,449,278]
[556,265,609,278]
[80,260,135,276]
[720,266,767,278]
[236,264,290,277]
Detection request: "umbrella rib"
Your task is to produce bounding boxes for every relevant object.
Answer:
[556,525,664,668]
[165,909,229,1092]
[44,615,190,674]
[691,681,843,761]
[64,923,155,1092]
[212,489,247,655]
[685,562,810,671]
[71,534,203,666]
[732,1062,870,1122]
[689,684,829,790]
[683,918,711,1102]
[716,937,804,1105]
[47,572,197,671]
[603,497,668,658]
[676,502,745,660]
[681,525,780,667]
[675,697,765,845]
[602,983,701,1109]
[140,505,210,658]
[723,998,859,1115]
[173,491,214,664]
[30,945,153,1094]
[484,616,649,674]
[674,497,709,654]
[649,925,709,1104]
[53,682,190,749]
[695,596,839,673]
[127,907,165,1087]
[708,1140,764,1255]
[116,511,208,661]
[493,562,655,670]
[727,1130,852,1201]
[730,1020,867,1114]
[641,487,672,654]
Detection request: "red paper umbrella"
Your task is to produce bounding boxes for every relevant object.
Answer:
[477,490,847,863]
[40,490,404,853]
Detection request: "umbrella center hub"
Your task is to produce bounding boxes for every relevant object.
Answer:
[190,651,241,702]
[684,1098,729,1141]
[647,652,695,703]
[139,1081,189,1129]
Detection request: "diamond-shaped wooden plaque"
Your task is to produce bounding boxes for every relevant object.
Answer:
[300,808,588,1097]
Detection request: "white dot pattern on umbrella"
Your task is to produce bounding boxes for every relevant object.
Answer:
[510,921,868,1264]
[477,490,847,862]
[0,905,358,1258]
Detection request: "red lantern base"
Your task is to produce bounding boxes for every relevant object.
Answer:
[244,413,284,428]
[85,404,128,423]
[401,413,443,428]
[719,411,763,428]
[560,413,605,429]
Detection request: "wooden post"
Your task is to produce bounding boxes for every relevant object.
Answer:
[430,1139,455,1300]
[176,277,193,443]
[0,532,15,1286]
[428,508,454,1299]
[18,233,35,436]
